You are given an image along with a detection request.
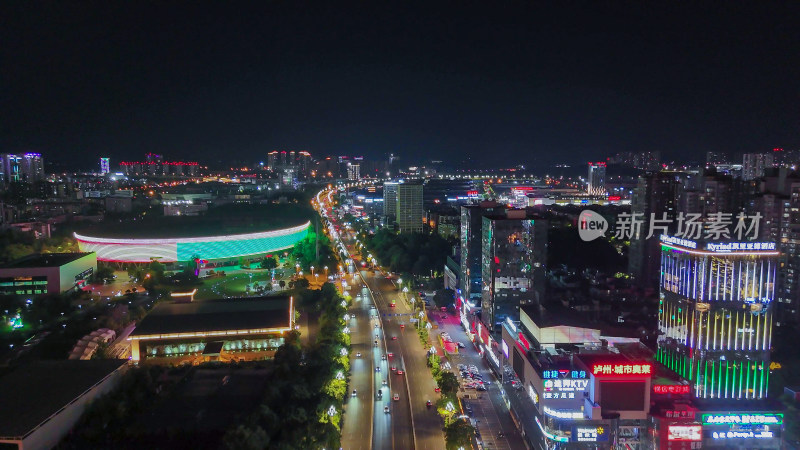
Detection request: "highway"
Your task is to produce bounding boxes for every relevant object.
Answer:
[340,284,375,450]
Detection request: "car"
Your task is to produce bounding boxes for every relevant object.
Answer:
[374,340,378,346]
[397,370,404,375]
[477,385,487,391]
[400,324,405,328]
[381,354,387,360]
[382,379,387,386]
[376,367,381,372]
[384,406,390,413]
[387,352,394,358]
[434,387,441,393]
[375,323,379,328]
[457,342,466,348]
[392,336,397,340]
[389,302,396,308]
[356,352,361,357]
[352,389,357,397]
[393,393,400,401]
[426,400,432,407]
[391,366,396,372]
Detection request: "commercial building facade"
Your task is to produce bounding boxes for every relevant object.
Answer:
[0,252,97,296]
[395,182,423,233]
[480,210,547,335]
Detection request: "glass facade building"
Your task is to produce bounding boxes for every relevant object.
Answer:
[480,211,548,335]
[657,235,779,400]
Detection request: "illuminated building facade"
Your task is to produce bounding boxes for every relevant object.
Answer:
[396,182,424,233]
[0,152,45,184]
[99,157,110,175]
[480,210,547,335]
[75,222,310,263]
[587,162,606,196]
[657,234,778,400]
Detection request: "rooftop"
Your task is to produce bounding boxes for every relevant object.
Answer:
[0,252,94,269]
[0,359,127,438]
[131,296,293,337]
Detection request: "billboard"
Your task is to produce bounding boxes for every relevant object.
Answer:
[667,425,702,441]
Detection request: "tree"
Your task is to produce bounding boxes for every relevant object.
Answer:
[279,280,286,289]
[94,265,115,282]
[262,256,278,270]
[444,418,475,450]
[222,424,270,450]
[291,278,310,290]
[437,371,460,397]
[433,288,454,308]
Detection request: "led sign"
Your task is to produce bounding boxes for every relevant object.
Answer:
[543,406,583,420]
[528,384,539,405]
[573,426,608,442]
[706,242,776,252]
[543,378,588,400]
[667,425,702,441]
[543,370,586,379]
[501,341,509,359]
[653,385,691,394]
[591,363,652,376]
[660,235,698,249]
[702,413,782,425]
[712,430,774,439]
[505,317,517,332]
[536,417,569,443]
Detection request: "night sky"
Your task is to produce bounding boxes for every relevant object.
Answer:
[2,2,800,169]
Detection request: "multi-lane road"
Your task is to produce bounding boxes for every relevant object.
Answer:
[320,186,445,450]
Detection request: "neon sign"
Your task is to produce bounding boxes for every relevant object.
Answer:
[536,416,569,442]
[702,413,782,425]
[706,242,776,252]
[501,341,509,358]
[543,378,588,400]
[505,317,517,332]
[528,384,539,405]
[591,363,652,376]
[653,385,690,394]
[543,370,586,379]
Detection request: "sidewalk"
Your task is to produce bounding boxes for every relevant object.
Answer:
[431,313,527,450]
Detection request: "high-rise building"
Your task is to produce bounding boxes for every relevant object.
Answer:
[383,182,398,224]
[297,151,312,175]
[0,153,44,184]
[100,157,110,175]
[629,172,681,289]
[395,182,423,233]
[587,162,606,195]
[657,234,778,400]
[480,210,548,335]
[706,151,730,168]
[743,153,774,181]
[267,151,279,170]
[460,201,505,303]
[347,163,360,180]
[280,151,288,167]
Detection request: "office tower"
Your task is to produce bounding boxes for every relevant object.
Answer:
[100,157,110,175]
[629,172,681,289]
[657,235,778,400]
[395,182,423,233]
[743,153,774,181]
[145,153,162,164]
[460,201,505,303]
[289,150,296,165]
[280,151,288,167]
[0,154,22,184]
[383,182,398,224]
[481,209,548,335]
[587,162,606,195]
[297,151,311,175]
[347,163,360,180]
[267,151,279,170]
[706,151,730,167]
[636,151,661,170]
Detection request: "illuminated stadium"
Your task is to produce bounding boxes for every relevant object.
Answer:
[75,222,310,263]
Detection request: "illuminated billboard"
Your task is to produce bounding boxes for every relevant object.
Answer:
[75,221,310,263]
[667,425,702,441]
[573,426,609,442]
[702,413,782,425]
[591,363,652,377]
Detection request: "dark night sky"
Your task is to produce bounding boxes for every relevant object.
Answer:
[2,1,800,169]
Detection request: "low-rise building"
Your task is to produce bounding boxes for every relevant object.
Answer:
[0,360,128,450]
[0,252,97,296]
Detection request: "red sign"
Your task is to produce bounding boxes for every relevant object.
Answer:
[653,385,690,395]
[607,195,621,201]
[518,333,530,351]
[591,363,652,377]
[664,410,695,419]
